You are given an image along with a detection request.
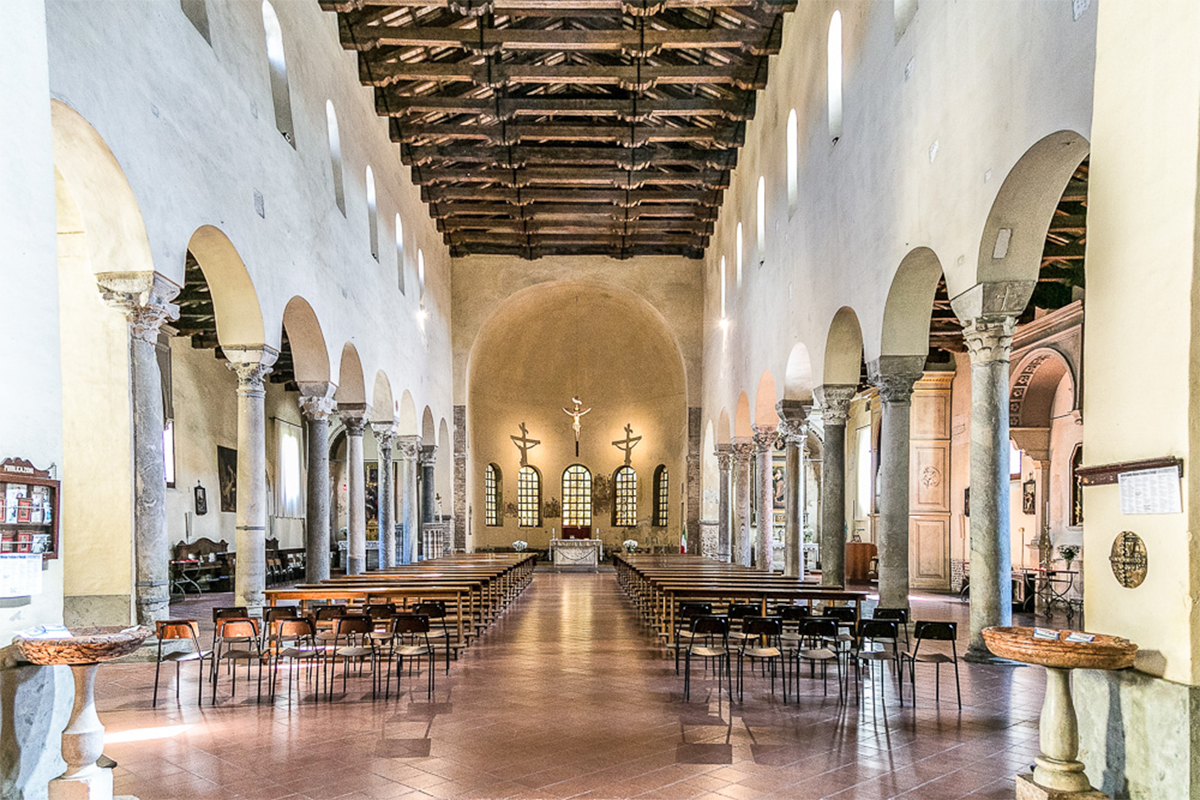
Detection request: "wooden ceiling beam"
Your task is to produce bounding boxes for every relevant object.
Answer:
[391,120,745,147]
[429,201,720,219]
[402,143,736,170]
[437,217,714,233]
[377,93,752,120]
[445,231,705,246]
[412,166,730,188]
[420,185,721,204]
[324,1,795,12]
[361,61,767,90]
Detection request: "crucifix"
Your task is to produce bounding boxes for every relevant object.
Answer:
[612,423,642,466]
[510,422,541,466]
[561,396,592,457]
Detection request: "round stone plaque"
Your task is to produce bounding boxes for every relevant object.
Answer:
[1109,531,1147,588]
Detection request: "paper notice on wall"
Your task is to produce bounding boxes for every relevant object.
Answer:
[1118,467,1182,515]
[0,554,42,597]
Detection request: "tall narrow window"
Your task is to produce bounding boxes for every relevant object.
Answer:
[325,101,345,215]
[163,421,176,488]
[418,249,425,303]
[562,465,593,528]
[719,256,727,318]
[395,214,406,293]
[735,223,744,287]
[181,0,211,43]
[365,166,379,261]
[614,466,638,527]
[261,1,294,146]
[517,466,540,527]
[276,420,303,517]
[855,425,871,519]
[485,463,502,527]
[786,109,799,209]
[756,176,766,257]
[652,465,669,527]
[828,10,843,143]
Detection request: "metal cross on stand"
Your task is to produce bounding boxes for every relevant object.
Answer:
[510,422,541,466]
[611,423,642,466]
[562,396,592,457]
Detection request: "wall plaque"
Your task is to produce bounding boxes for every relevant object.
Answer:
[1109,531,1147,589]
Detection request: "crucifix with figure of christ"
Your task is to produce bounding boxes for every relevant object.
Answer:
[612,423,642,466]
[510,422,540,466]
[562,396,591,457]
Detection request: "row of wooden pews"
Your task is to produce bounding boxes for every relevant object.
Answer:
[614,553,869,645]
[263,553,537,657]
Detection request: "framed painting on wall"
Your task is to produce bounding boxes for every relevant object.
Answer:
[1022,479,1037,516]
[217,446,237,512]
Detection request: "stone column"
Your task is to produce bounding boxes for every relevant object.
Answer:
[868,358,925,611]
[397,435,421,565]
[731,438,754,567]
[419,445,437,559]
[226,347,278,610]
[372,421,398,569]
[298,388,336,584]
[814,385,856,586]
[453,405,467,552]
[962,315,1019,660]
[339,404,370,575]
[752,425,778,572]
[686,407,702,541]
[777,400,811,579]
[97,272,179,625]
[715,444,733,563]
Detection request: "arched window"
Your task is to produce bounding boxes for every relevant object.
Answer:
[365,166,379,261]
[894,0,918,40]
[517,466,541,528]
[181,0,211,43]
[326,101,345,215]
[735,223,744,287]
[828,10,843,143]
[613,466,637,527]
[395,214,406,294]
[652,465,669,528]
[719,256,727,318]
[261,1,294,146]
[756,175,766,257]
[562,465,593,527]
[484,463,502,527]
[786,109,798,209]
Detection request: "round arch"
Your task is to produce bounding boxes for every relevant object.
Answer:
[783,342,815,402]
[398,390,418,435]
[335,343,366,405]
[754,371,779,427]
[822,306,864,386]
[880,247,944,358]
[734,392,753,438]
[281,296,331,386]
[1009,347,1078,429]
[371,370,395,422]
[186,225,266,348]
[716,408,732,445]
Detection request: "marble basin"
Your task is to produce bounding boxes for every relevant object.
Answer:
[14,625,152,666]
[982,626,1136,671]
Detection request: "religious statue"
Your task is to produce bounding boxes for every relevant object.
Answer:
[510,422,541,466]
[562,396,592,457]
[611,423,642,466]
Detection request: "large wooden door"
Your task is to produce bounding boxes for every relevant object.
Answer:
[908,373,953,590]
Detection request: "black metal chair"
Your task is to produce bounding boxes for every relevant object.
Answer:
[268,617,321,703]
[153,620,212,707]
[673,602,713,674]
[210,605,248,653]
[872,607,910,650]
[854,619,901,707]
[736,616,787,703]
[383,613,437,700]
[412,601,452,674]
[683,615,732,702]
[902,621,962,709]
[794,618,843,701]
[211,617,263,703]
[326,614,376,698]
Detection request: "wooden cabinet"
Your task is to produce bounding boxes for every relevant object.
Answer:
[845,541,877,582]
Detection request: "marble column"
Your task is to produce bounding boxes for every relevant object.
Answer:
[777,400,811,579]
[686,407,702,542]
[397,435,421,565]
[298,388,336,584]
[97,272,179,625]
[962,315,1019,660]
[752,425,778,572]
[868,358,925,611]
[419,445,437,558]
[453,405,467,551]
[731,438,754,567]
[372,421,398,568]
[814,385,856,587]
[715,444,733,563]
[339,404,370,575]
[226,347,278,610]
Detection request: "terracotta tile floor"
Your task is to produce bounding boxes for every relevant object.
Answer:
[94,572,1051,799]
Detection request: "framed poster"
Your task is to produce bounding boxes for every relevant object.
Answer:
[772,459,787,510]
[217,446,238,512]
[1022,479,1037,515]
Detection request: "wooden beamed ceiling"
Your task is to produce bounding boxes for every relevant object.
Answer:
[320,0,796,259]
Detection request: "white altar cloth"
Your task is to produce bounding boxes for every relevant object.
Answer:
[549,538,603,567]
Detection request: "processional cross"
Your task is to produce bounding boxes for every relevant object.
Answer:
[562,396,592,457]
[510,422,541,466]
[612,423,642,466]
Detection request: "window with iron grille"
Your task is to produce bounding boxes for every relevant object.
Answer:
[517,465,541,528]
[653,465,669,527]
[613,466,637,527]
[562,464,592,527]
[484,463,501,527]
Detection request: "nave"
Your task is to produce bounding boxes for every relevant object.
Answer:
[96,572,1043,800]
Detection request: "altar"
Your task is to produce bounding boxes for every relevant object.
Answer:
[549,538,603,567]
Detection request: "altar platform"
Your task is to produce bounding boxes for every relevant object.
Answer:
[549,538,604,568]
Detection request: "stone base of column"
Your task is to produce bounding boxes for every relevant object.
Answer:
[964,642,1011,664]
[1015,774,1106,800]
[347,556,365,575]
[48,770,115,800]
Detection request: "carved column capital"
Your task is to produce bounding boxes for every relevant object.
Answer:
[396,435,421,461]
[97,271,181,344]
[715,444,734,471]
[418,444,438,466]
[227,361,273,396]
[298,395,337,421]
[751,424,778,453]
[814,384,856,426]
[339,403,370,437]
[777,418,808,447]
[730,438,754,464]
[962,316,1017,365]
[867,357,925,406]
[371,421,399,450]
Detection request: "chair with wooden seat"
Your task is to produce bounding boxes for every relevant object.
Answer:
[872,607,910,650]
[902,621,962,709]
[412,601,453,674]
[794,618,843,700]
[736,616,787,703]
[672,602,713,674]
[210,605,248,652]
[211,617,263,703]
[153,620,212,708]
[268,617,321,703]
[382,613,437,700]
[682,615,732,702]
[325,614,376,698]
[726,603,760,645]
[854,619,901,707]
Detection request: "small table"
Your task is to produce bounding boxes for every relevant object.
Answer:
[549,538,603,567]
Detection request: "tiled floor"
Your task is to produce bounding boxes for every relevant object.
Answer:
[96,572,1049,799]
